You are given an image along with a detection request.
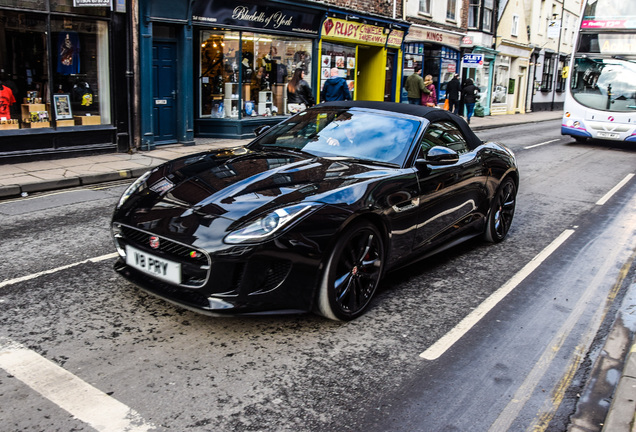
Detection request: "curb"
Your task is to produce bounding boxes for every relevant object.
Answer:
[602,344,636,432]
[0,169,151,199]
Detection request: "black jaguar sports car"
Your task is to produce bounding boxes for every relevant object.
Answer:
[111,101,518,321]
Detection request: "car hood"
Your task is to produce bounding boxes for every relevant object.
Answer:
[127,147,400,225]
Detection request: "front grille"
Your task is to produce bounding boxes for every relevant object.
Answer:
[117,224,211,288]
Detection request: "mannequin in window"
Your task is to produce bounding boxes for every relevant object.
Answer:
[0,70,16,119]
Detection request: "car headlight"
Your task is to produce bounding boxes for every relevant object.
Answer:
[116,170,152,209]
[224,203,319,244]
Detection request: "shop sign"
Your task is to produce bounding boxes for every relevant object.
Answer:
[192,0,323,35]
[462,36,473,46]
[547,20,561,39]
[322,18,404,48]
[73,0,111,6]
[405,26,462,47]
[462,54,483,68]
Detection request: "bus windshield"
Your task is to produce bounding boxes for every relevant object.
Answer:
[570,57,636,112]
[583,0,636,22]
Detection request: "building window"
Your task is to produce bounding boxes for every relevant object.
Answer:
[419,0,431,14]
[447,0,457,20]
[199,30,313,118]
[483,0,493,32]
[541,54,555,91]
[511,15,519,36]
[468,0,480,28]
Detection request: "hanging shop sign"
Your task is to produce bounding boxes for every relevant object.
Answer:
[74,0,111,6]
[321,17,404,48]
[192,0,323,35]
[462,54,484,68]
[404,26,462,48]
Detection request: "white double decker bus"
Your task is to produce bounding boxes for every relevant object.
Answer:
[562,0,636,143]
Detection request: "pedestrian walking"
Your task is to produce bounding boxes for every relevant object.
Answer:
[461,78,480,124]
[446,74,460,114]
[321,68,351,102]
[403,66,430,105]
[421,74,437,107]
[287,68,314,113]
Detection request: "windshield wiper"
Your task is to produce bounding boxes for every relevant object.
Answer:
[333,156,398,168]
[612,55,636,64]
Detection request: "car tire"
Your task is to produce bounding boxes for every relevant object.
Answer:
[317,221,385,321]
[484,177,517,243]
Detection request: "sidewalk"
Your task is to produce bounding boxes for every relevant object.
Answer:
[0,110,562,200]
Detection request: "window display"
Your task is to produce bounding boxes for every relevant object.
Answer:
[51,18,110,126]
[199,30,312,118]
[320,43,356,100]
[0,10,110,131]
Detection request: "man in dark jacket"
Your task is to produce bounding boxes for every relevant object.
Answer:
[403,66,430,105]
[321,68,351,102]
[445,74,460,114]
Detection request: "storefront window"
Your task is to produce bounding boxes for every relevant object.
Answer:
[199,30,312,119]
[493,57,510,104]
[320,42,356,100]
[51,18,110,126]
[465,61,490,106]
[0,11,48,129]
[0,0,45,10]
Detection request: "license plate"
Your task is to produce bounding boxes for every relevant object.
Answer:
[597,132,620,139]
[125,245,181,284]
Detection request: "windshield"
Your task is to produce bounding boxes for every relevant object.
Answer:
[250,108,421,166]
[570,57,636,111]
[583,0,636,22]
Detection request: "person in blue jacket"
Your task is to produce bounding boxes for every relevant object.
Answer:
[321,68,351,102]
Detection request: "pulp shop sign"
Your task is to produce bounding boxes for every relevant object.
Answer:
[462,54,483,68]
[322,18,404,48]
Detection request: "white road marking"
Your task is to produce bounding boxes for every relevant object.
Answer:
[524,139,560,149]
[596,173,634,206]
[0,339,155,431]
[0,253,119,289]
[419,229,575,361]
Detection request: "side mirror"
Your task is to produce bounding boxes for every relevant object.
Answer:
[254,125,271,137]
[416,146,459,166]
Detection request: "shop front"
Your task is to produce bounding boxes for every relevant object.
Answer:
[192,0,326,139]
[138,0,325,146]
[0,0,130,162]
[403,25,462,105]
[460,34,497,116]
[490,42,531,115]
[319,12,407,102]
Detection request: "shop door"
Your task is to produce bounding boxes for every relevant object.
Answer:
[356,46,386,101]
[384,52,395,101]
[152,42,177,143]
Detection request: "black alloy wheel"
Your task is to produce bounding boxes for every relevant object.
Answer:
[317,222,385,321]
[484,177,517,243]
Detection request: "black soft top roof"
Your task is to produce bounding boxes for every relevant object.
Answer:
[319,101,484,150]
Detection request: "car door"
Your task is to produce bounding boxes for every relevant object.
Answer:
[413,120,488,251]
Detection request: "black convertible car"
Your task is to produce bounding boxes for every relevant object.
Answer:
[111,101,518,321]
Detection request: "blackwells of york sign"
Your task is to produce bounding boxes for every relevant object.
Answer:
[192,0,322,35]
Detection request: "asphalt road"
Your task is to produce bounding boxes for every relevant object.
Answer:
[0,119,635,432]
